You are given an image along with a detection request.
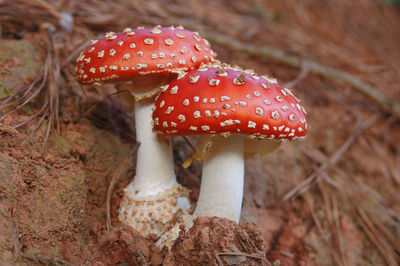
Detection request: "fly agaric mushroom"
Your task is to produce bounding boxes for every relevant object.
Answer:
[152,63,308,225]
[75,25,216,236]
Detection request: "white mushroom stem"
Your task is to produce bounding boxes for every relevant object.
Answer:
[194,135,244,222]
[124,99,177,199]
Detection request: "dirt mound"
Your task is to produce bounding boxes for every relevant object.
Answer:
[165,216,268,265]
[96,225,163,265]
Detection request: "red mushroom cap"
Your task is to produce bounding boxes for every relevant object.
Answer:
[75,25,216,84]
[152,64,308,141]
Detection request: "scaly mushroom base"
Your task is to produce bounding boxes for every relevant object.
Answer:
[119,184,190,236]
[119,99,190,236]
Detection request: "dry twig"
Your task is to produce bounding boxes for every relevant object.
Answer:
[283,115,378,201]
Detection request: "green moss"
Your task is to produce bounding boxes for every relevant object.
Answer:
[0,84,14,98]
[50,246,59,258]
[0,40,43,91]
[24,246,40,256]
[50,134,72,158]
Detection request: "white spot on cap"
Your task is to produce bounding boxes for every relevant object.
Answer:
[177,72,187,80]
[98,50,104,58]
[157,64,164,69]
[176,33,185,38]
[201,125,210,131]
[262,83,270,89]
[137,51,143,56]
[194,44,202,51]
[278,125,285,131]
[123,54,130,60]
[271,111,279,119]
[159,52,165,58]
[129,43,136,48]
[165,39,174,46]
[223,104,230,109]
[191,56,197,63]
[282,106,289,111]
[209,78,220,86]
[165,106,174,114]
[189,126,198,131]
[136,63,147,69]
[203,98,208,103]
[151,27,162,34]
[210,98,216,103]
[123,28,134,34]
[193,34,201,41]
[256,107,263,115]
[109,65,118,70]
[109,49,116,56]
[298,127,303,132]
[221,96,230,101]
[89,68,95,74]
[178,114,186,122]
[151,54,158,59]
[105,32,117,40]
[205,110,212,116]
[183,99,189,106]
[239,101,247,107]
[248,121,256,128]
[193,111,201,118]
[181,47,188,54]
[144,38,154,45]
[170,86,178,94]
[190,75,200,83]
[262,124,269,131]
[214,110,220,118]
[253,90,260,97]
[179,59,186,65]
[160,100,165,108]
[171,122,177,127]
[117,41,124,46]
[264,99,271,105]
[276,96,283,102]
[99,67,106,73]
[194,96,200,102]
[289,114,296,121]
[163,121,168,128]
[88,47,95,53]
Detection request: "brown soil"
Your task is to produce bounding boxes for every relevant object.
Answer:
[164,216,267,265]
[1,0,400,265]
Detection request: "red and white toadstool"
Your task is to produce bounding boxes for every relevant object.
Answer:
[75,25,216,236]
[152,63,308,227]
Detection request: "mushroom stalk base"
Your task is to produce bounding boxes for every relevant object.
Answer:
[194,135,244,223]
[119,99,190,236]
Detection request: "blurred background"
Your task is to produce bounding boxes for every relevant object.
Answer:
[0,0,399,265]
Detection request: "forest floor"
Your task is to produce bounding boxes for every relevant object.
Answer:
[0,0,400,265]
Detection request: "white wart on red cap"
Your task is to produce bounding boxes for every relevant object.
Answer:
[152,64,308,140]
[75,25,215,84]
